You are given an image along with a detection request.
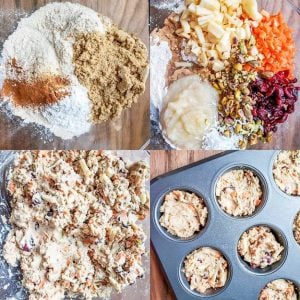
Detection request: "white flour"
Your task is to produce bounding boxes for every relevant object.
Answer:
[150,35,172,110]
[1,2,111,139]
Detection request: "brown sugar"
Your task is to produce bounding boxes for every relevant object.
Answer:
[1,74,70,108]
[73,25,149,123]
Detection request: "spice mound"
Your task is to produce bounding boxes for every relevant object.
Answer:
[3,150,149,300]
[259,279,298,300]
[183,247,228,294]
[215,169,263,217]
[238,226,284,269]
[159,190,208,238]
[0,2,148,139]
[273,150,300,196]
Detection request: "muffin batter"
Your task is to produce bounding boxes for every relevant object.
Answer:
[216,169,263,217]
[238,226,284,269]
[159,190,208,238]
[293,211,300,245]
[273,150,300,196]
[3,151,149,300]
[259,279,298,300]
[183,247,228,294]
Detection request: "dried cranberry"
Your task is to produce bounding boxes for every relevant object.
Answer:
[250,70,299,136]
[22,244,30,252]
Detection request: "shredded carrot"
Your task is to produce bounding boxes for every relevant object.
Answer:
[252,13,296,77]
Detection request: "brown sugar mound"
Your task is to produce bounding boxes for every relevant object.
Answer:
[73,26,149,123]
[1,59,70,108]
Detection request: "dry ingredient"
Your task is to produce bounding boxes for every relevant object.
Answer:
[293,212,300,245]
[1,2,148,139]
[159,190,208,238]
[238,226,284,269]
[259,279,298,300]
[273,151,300,196]
[2,74,70,107]
[183,247,228,294]
[150,35,172,110]
[73,27,148,123]
[3,150,149,300]
[215,169,262,217]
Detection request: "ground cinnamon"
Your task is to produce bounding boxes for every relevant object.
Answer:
[1,73,70,107]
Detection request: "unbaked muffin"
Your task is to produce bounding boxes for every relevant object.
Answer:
[259,279,298,300]
[183,247,228,294]
[293,211,300,245]
[159,190,208,238]
[238,226,284,269]
[273,150,300,196]
[216,169,262,217]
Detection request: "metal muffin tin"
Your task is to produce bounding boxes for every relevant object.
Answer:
[150,151,300,299]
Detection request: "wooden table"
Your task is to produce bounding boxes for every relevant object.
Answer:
[0,0,149,150]
[150,150,222,300]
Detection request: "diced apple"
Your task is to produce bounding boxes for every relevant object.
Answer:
[199,52,208,67]
[214,12,224,23]
[217,32,231,53]
[224,0,241,8]
[206,49,218,60]
[212,60,225,71]
[194,25,206,44]
[200,0,221,11]
[207,21,225,38]
[197,15,211,26]
[236,27,246,39]
[181,20,191,33]
[191,46,202,56]
[195,6,213,16]
[241,0,262,21]
[188,3,197,14]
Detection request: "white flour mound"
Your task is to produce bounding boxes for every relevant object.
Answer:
[1,2,111,139]
[150,35,172,110]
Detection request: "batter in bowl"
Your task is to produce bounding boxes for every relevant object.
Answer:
[183,247,228,294]
[215,169,263,217]
[238,226,284,269]
[273,150,300,196]
[159,190,208,238]
[259,279,298,300]
[3,150,149,300]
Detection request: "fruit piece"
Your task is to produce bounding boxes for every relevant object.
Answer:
[200,0,221,11]
[241,0,262,21]
[207,21,226,38]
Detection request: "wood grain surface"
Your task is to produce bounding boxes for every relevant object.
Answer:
[0,0,149,150]
[150,0,300,150]
[150,150,222,300]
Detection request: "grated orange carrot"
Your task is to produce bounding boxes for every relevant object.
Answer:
[252,13,296,77]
